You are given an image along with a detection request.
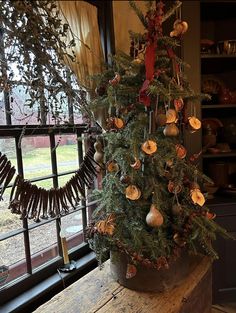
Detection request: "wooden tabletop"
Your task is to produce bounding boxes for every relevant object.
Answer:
[34,257,212,313]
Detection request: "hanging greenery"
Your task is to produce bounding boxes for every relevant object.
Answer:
[0,0,89,124]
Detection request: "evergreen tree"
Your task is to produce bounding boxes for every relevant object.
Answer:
[87,0,233,272]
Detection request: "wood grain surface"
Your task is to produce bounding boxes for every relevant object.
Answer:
[34,257,212,313]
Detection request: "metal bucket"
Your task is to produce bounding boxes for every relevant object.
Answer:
[110,251,202,292]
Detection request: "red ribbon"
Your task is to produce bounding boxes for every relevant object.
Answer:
[145,43,156,81]
[139,43,156,107]
[139,79,151,106]
[139,2,164,107]
[167,47,180,75]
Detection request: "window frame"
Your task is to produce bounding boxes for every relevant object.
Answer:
[0,124,93,303]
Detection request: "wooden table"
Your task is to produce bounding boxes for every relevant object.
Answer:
[34,257,212,313]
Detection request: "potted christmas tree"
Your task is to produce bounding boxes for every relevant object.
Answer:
[87,0,232,292]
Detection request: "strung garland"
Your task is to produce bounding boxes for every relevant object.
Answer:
[7,146,98,222]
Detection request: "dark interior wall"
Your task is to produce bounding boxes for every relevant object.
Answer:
[181,1,201,157]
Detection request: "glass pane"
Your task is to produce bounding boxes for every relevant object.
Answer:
[0,91,6,125]
[30,222,58,270]
[46,91,69,125]
[34,179,53,190]
[58,174,74,188]
[73,109,83,124]
[21,136,51,180]
[0,137,17,167]
[0,138,20,233]
[0,233,27,288]
[0,203,22,235]
[61,210,84,250]
[55,134,79,173]
[10,85,39,125]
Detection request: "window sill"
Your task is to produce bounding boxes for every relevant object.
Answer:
[0,252,97,313]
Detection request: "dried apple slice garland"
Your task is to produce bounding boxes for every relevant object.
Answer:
[7,146,99,222]
[0,153,16,199]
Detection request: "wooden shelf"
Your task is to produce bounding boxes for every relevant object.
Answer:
[201,54,236,59]
[203,150,236,158]
[202,104,236,109]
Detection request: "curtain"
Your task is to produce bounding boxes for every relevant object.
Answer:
[58,1,103,89]
[113,1,146,54]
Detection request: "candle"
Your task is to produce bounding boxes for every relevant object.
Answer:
[60,231,70,265]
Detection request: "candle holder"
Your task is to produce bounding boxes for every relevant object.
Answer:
[59,260,77,272]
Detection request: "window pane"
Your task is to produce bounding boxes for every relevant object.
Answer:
[61,210,83,250]
[34,179,53,190]
[0,201,22,235]
[0,91,6,125]
[0,138,19,233]
[46,91,69,125]
[58,174,74,188]
[10,85,39,125]
[55,134,79,173]
[21,136,51,180]
[0,137,17,167]
[73,109,83,124]
[0,233,27,288]
[30,222,58,270]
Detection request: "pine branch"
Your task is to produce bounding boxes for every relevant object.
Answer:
[128,30,144,42]
[129,1,148,28]
[145,0,153,12]
[162,1,182,23]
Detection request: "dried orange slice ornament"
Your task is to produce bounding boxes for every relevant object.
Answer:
[166,109,177,124]
[175,144,187,159]
[109,72,121,85]
[188,117,201,133]
[130,157,142,170]
[191,189,205,206]
[107,161,119,173]
[168,181,182,194]
[126,264,137,279]
[173,233,186,247]
[114,117,124,129]
[174,98,184,112]
[166,159,174,168]
[206,211,216,220]
[125,185,141,200]
[141,140,157,155]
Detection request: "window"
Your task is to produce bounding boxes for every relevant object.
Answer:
[0,0,114,307]
[0,125,93,301]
